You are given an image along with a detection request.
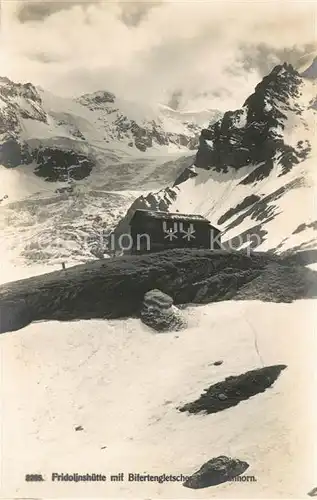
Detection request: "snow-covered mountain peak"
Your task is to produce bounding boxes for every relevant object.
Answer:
[0,76,221,182]
[195,63,314,175]
[78,90,116,106]
[0,76,46,128]
[77,88,222,153]
[0,76,43,108]
[245,62,302,111]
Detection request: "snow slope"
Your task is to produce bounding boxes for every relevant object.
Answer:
[168,155,317,253]
[1,299,316,498]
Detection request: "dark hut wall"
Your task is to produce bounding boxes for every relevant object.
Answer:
[130,215,221,252]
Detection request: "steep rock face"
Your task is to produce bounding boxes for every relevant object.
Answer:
[0,78,46,168]
[0,77,96,179]
[0,77,46,126]
[195,63,311,177]
[33,148,94,182]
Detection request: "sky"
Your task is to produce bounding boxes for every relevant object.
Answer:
[0,0,316,111]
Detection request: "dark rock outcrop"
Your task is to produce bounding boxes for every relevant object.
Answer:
[0,140,95,180]
[217,195,260,225]
[80,90,116,105]
[0,299,31,333]
[0,76,96,180]
[33,148,95,182]
[179,365,287,414]
[0,139,28,168]
[183,456,249,489]
[308,486,317,497]
[213,360,223,366]
[173,165,198,187]
[0,249,316,333]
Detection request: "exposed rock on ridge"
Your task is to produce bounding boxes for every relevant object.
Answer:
[195,63,311,176]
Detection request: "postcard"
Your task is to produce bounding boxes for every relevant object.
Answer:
[0,1,316,498]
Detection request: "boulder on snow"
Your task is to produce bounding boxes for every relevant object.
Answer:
[183,456,249,489]
[140,289,187,332]
[213,360,224,366]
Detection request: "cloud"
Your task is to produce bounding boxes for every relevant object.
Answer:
[16,1,100,23]
[237,43,316,77]
[0,0,315,110]
[15,0,161,27]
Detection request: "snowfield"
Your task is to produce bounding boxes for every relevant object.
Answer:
[0,153,192,266]
[0,299,316,498]
[152,154,317,253]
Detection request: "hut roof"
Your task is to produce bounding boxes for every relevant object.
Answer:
[130,209,219,228]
